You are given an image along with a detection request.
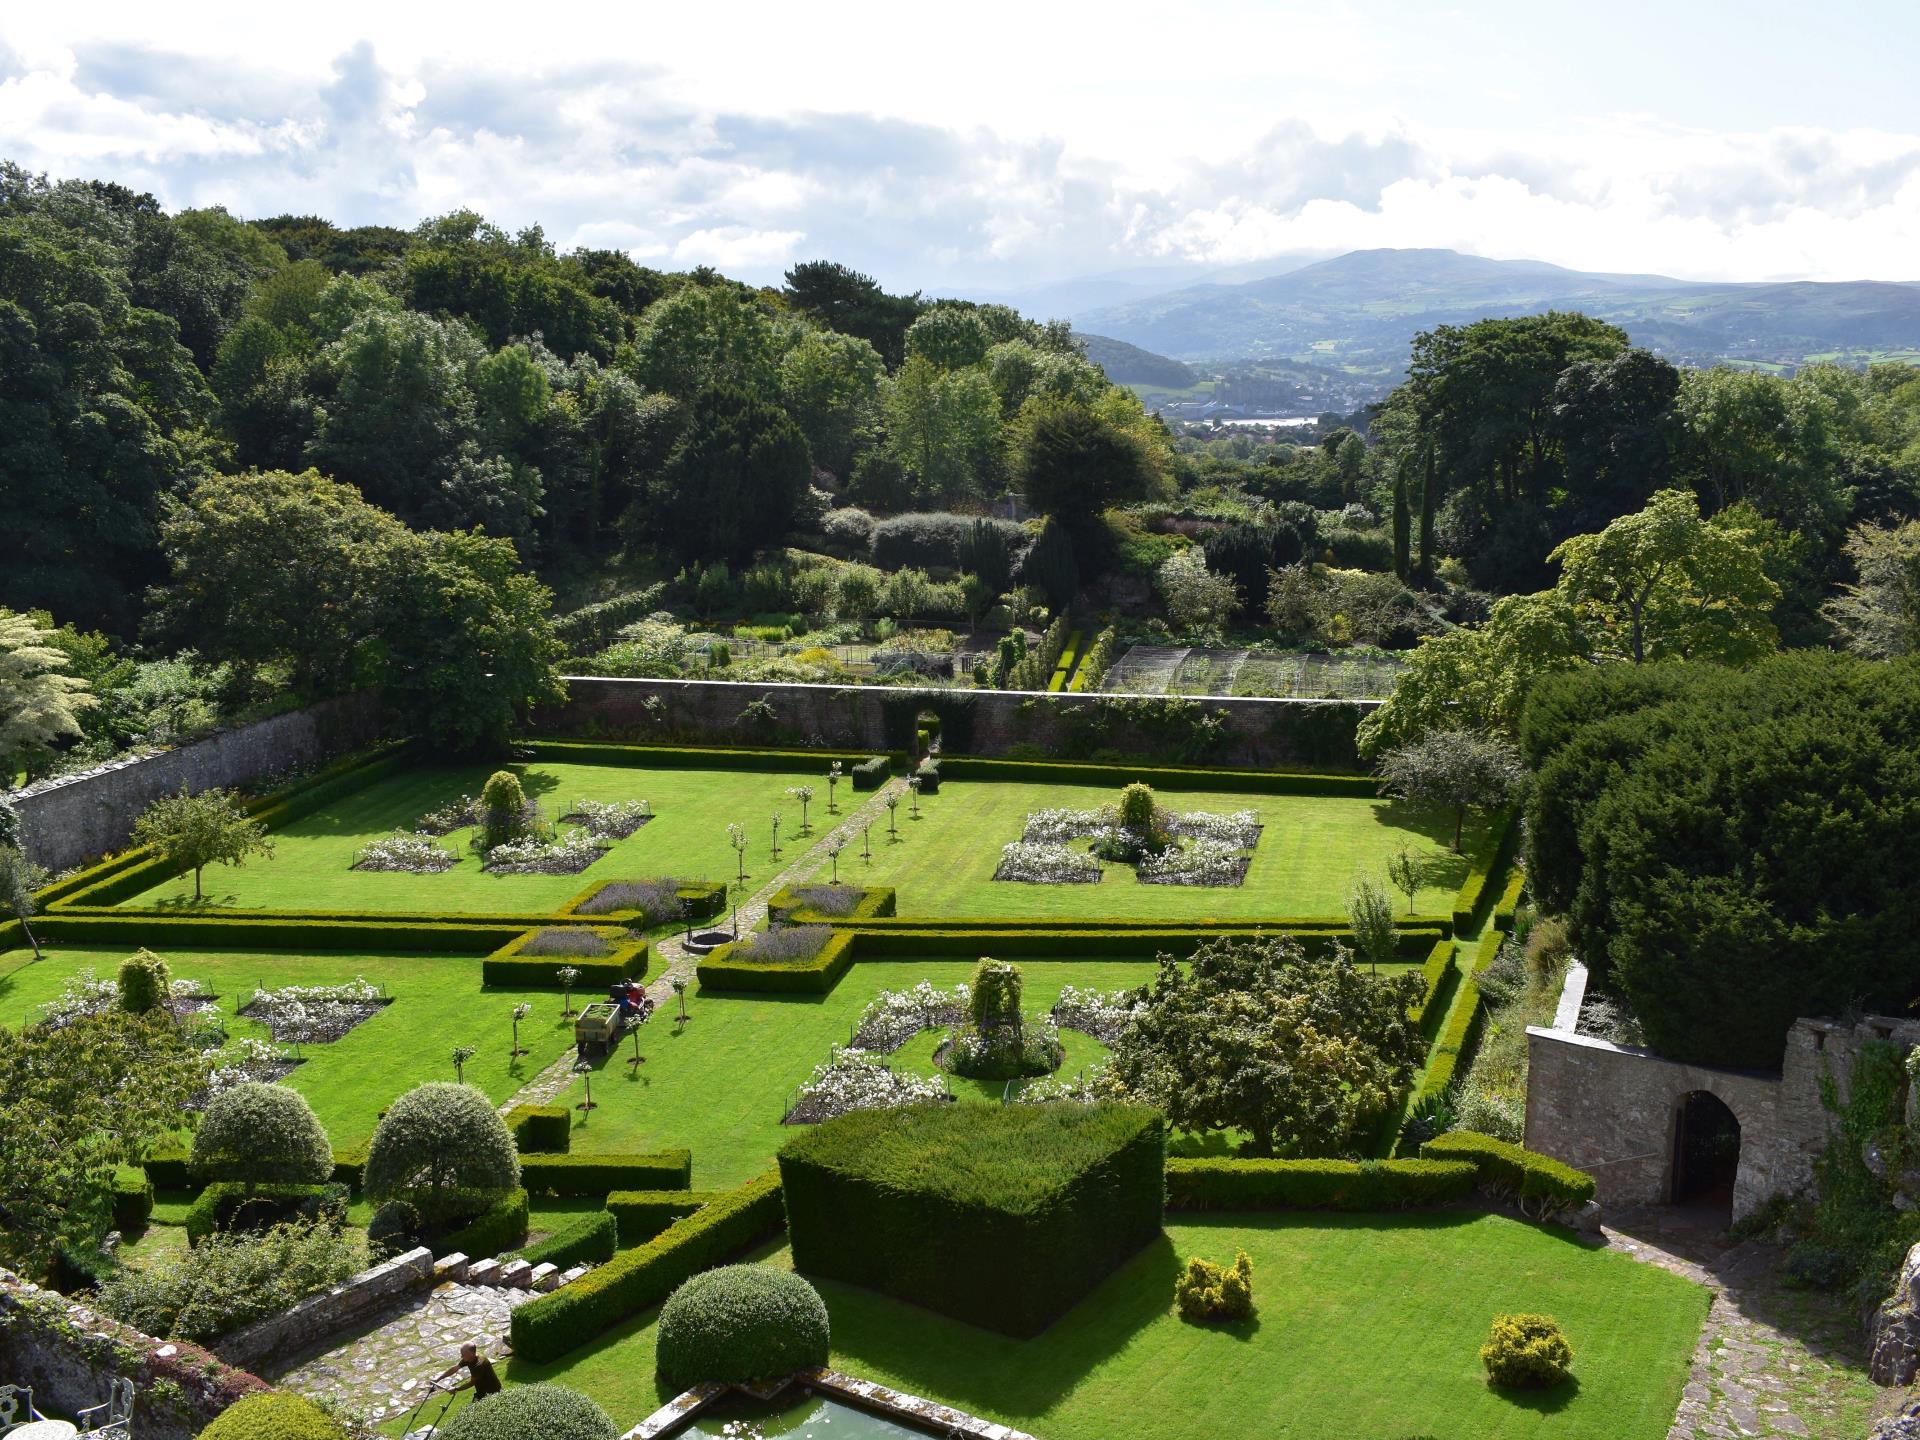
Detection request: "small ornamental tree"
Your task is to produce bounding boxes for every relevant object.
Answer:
[131,787,274,902]
[117,949,172,1014]
[0,843,50,961]
[1386,843,1426,914]
[1344,875,1399,975]
[1376,728,1524,851]
[1108,936,1427,1157]
[788,785,815,834]
[191,1081,334,1190]
[557,965,581,1017]
[452,1044,477,1083]
[364,1082,520,1225]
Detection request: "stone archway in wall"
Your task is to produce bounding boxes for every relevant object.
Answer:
[1669,1089,1742,1211]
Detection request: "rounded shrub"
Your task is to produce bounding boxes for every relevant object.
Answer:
[656,1265,830,1389]
[438,1383,617,1440]
[198,1392,347,1440]
[117,949,172,1014]
[365,1082,520,1224]
[1174,1249,1255,1323]
[191,1081,334,1187]
[478,770,531,851]
[1480,1312,1574,1389]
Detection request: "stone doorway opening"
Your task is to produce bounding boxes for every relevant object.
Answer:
[1670,1090,1741,1211]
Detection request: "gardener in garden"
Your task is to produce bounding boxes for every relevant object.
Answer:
[434,1342,502,1402]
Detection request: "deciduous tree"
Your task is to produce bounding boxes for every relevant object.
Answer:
[130,787,273,902]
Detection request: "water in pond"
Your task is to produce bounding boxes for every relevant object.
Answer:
[684,1393,938,1437]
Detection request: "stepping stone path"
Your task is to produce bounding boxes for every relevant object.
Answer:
[1602,1207,1885,1440]
[500,778,911,1115]
[275,1281,539,1426]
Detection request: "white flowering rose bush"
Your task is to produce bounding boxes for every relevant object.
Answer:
[1137,838,1248,886]
[1052,984,1146,1043]
[246,977,386,1042]
[783,1052,951,1124]
[352,832,458,873]
[1020,807,1117,844]
[850,981,970,1053]
[482,830,608,874]
[1167,810,1262,849]
[1013,1065,1119,1105]
[563,798,653,839]
[993,840,1102,884]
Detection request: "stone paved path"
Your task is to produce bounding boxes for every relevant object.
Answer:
[275,1281,539,1426]
[498,777,911,1116]
[1602,1208,1883,1440]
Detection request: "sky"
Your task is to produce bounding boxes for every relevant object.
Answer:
[5,1,1920,297]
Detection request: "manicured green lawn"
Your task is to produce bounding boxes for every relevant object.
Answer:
[409,1214,1705,1440]
[806,779,1486,920]
[0,945,573,1148]
[559,960,1160,1187]
[122,760,843,913]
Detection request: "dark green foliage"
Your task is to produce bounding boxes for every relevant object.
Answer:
[1017,515,1080,609]
[518,1151,692,1196]
[1202,523,1290,614]
[1450,814,1521,930]
[934,755,1376,795]
[656,1264,831,1388]
[508,1105,572,1154]
[606,1190,715,1244]
[513,1208,617,1269]
[197,1392,349,1440]
[648,385,811,563]
[850,756,890,790]
[437,1187,529,1259]
[1165,1157,1477,1210]
[479,771,529,850]
[1420,1132,1596,1210]
[367,1199,422,1259]
[957,517,1017,594]
[116,948,171,1013]
[695,930,855,994]
[438,1383,618,1440]
[779,1103,1165,1338]
[870,512,1023,570]
[183,1182,347,1245]
[1017,397,1157,528]
[783,260,925,369]
[510,1173,786,1362]
[1520,654,1920,1067]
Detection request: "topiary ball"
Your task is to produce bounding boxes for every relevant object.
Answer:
[656,1264,830,1389]
[1481,1312,1574,1389]
[438,1383,617,1440]
[199,1391,348,1440]
[192,1081,334,1187]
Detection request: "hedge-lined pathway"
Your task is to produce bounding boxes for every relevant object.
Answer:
[500,777,911,1114]
[1601,1208,1880,1440]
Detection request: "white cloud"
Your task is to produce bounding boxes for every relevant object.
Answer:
[2,24,1919,290]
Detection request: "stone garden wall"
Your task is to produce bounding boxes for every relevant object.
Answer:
[0,1266,268,1440]
[7,692,385,872]
[538,676,1377,768]
[213,1246,436,1375]
[1524,1004,1920,1221]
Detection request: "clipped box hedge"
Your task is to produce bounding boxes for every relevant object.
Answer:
[481,928,648,990]
[1165,1157,1478,1211]
[912,758,941,794]
[509,1105,572,1155]
[779,1102,1166,1339]
[850,756,891,791]
[934,755,1378,796]
[111,1171,155,1232]
[510,1172,786,1363]
[512,1207,617,1269]
[765,885,897,926]
[1452,811,1521,930]
[523,739,881,774]
[438,1188,530,1259]
[607,1189,717,1245]
[184,1182,344,1245]
[39,913,530,953]
[519,1151,692,1197]
[1493,866,1527,928]
[557,878,726,922]
[1411,940,1459,1041]
[1420,1132,1597,1210]
[696,930,855,995]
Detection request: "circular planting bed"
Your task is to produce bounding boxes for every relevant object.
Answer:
[683,929,735,956]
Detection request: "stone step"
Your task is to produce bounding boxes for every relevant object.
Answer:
[465,1258,501,1286]
[528,1262,560,1291]
[497,1259,533,1289]
[434,1252,469,1283]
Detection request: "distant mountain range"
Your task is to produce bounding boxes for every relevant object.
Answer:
[1071,248,1920,377]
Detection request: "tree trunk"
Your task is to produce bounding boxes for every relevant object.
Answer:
[22,914,42,961]
[1453,806,1464,852]
[1392,464,1411,580]
[193,865,204,902]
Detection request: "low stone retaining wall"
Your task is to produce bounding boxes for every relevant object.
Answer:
[213,1246,435,1374]
[620,1369,1039,1440]
[539,676,1373,767]
[0,1266,268,1440]
[8,692,385,872]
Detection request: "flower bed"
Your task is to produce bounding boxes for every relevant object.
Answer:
[561,798,654,839]
[993,841,1102,885]
[240,977,388,1043]
[196,1038,301,1109]
[849,981,969,1053]
[1166,810,1263,849]
[519,928,612,956]
[351,832,458,873]
[1020,807,1117,844]
[571,877,690,921]
[782,1053,951,1124]
[414,795,478,834]
[1135,839,1251,887]
[733,924,832,964]
[482,832,608,875]
[38,970,216,1028]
